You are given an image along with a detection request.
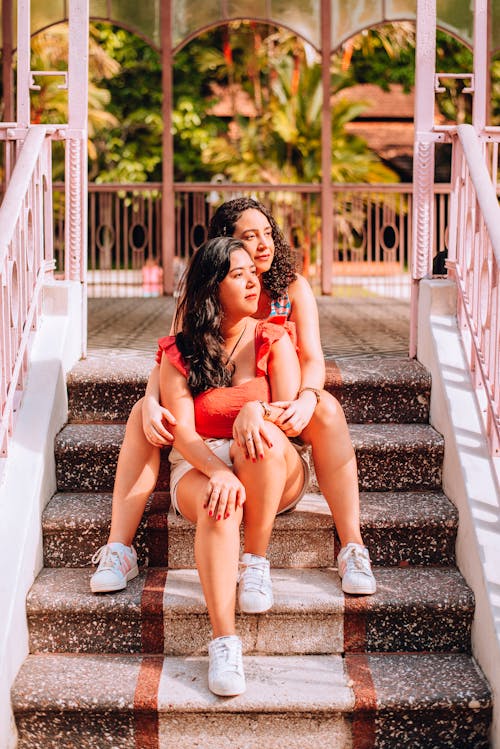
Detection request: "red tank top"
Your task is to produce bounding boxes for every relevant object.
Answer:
[156,318,295,438]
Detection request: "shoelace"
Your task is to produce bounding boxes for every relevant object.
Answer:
[344,547,371,574]
[91,545,121,569]
[211,639,242,672]
[238,560,268,591]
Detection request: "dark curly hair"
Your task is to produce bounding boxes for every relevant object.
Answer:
[174,236,248,396]
[208,198,297,298]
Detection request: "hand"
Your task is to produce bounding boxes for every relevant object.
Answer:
[204,469,246,520]
[272,393,317,437]
[142,394,176,447]
[232,401,273,460]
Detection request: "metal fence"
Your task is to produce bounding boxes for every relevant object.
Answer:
[53,181,451,299]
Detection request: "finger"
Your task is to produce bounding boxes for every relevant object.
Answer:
[222,489,236,519]
[252,431,265,459]
[160,407,177,425]
[234,427,245,449]
[275,407,295,426]
[151,425,174,443]
[235,486,246,508]
[154,420,174,439]
[207,486,221,517]
[271,401,292,409]
[215,488,230,520]
[259,424,274,449]
[245,433,256,461]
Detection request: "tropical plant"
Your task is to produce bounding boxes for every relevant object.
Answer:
[200,30,397,184]
[29,24,120,178]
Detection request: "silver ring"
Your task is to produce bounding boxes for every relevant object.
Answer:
[246,436,253,442]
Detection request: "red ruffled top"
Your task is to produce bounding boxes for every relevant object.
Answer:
[156,318,295,438]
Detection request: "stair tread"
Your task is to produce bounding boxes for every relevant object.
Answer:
[67,354,431,388]
[43,490,455,529]
[42,491,458,569]
[56,421,444,446]
[27,566,473,613]
[12,652,490,713]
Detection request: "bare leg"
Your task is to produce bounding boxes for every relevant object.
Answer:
[300,392,363,547]
[107,398,161,546]
[176,471,243,638]
[232,424,305,557]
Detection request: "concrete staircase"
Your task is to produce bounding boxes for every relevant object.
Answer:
[11,354,492,748]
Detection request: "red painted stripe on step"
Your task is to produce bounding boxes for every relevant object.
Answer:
[147,492,170,566]
[343,595,368,652]
[325,360,343,387]
[141,568,168,653]
[133,655,163,749]
[345,654,377,749]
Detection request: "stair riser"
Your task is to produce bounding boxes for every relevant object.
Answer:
[15,715,136,749]
[15,713,350,749]
[15,708,491,749]
[54,443,443,493]
[43,519,457,569]
[27,607,472,656]
[67,381,430,424]
[373,708,491,748]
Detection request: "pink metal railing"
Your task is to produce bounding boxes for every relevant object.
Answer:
[52,181,451,298]
[447,124,500,455]
[0,126,54,458]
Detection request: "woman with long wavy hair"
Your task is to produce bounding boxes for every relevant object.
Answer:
[92,236,307,696]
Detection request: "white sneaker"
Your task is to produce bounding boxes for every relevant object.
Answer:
[238,553,273,614]
[337,543,376,595]
[90,543,138,593]
[208,635,245,696]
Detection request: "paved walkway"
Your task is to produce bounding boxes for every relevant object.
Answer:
[87,294,410,359]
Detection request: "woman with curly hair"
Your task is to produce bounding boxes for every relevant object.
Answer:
[91,199,375,603]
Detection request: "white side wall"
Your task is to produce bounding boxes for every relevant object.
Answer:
[417,279,500,748]
[0,281,83,749]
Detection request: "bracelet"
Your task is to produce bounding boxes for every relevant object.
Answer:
[298,387,321,404]
[259,400,272,418]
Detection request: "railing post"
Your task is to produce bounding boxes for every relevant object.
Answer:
[1,0,14,122]
[320,0,333,294]
[411,0,437,356]
[66,0,89,354]
[473,0,489,133]
[16,0,31,127]
[161,0,175,294]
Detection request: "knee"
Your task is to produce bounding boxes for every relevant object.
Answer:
[197,508,242,535]
[313,392,346,428]
[126,398,145,429]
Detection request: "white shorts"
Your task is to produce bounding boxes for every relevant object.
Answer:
[169,437,310,519]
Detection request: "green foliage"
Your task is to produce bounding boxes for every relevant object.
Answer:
[91,24,163,182]
[338,23,416,93]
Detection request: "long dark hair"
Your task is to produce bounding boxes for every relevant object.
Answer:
[174,236,247,396]
[208,198,297,298]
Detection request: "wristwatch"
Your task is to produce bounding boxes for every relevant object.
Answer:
[259,400,272,418]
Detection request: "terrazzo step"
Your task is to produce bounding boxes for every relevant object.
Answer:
[54,422,444,493]
[12,652,491,749]
[42,490,458,570]
[66,355,431,424]
[26,566,473,655]
[166,491,458,569]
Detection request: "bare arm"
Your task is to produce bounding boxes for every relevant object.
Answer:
[232,331,300,458]
[143,303,181,444]
[273,275,325,436]
[142,364,176,446]
[288,274,325,389]
[159,355,245,516]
